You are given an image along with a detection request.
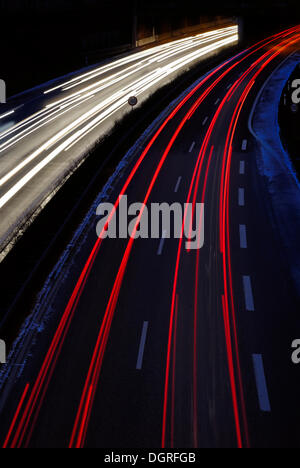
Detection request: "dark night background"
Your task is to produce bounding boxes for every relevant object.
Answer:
[1,0,300,96]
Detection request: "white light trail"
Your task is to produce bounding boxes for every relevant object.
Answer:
[0,110,15,120]
[0,26,238,209]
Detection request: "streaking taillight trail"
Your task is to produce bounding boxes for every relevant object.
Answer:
[162,32,300,449]
[70,33,299,449]
[70,29,300,450]
[3,25,300,449]
[162,32,299,447]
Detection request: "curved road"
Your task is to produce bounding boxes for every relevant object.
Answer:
[0,25,300,448]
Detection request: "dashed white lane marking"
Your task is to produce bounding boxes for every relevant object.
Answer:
[202,116,208,126]
[157,230,167,255]
[239,161,245,175]
[238,188,245,206]
[239,224,247,249]
[252,354,271,412]
[242,139,248,151]
[174,176,182,193]
[136,321,149,370]
[227,83,232,89]
[243,275,255,311]
[215,98,220,105]
[189,141,195,153]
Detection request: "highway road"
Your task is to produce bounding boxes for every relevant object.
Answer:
[0,25,238,260]
[0,25,300,448]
